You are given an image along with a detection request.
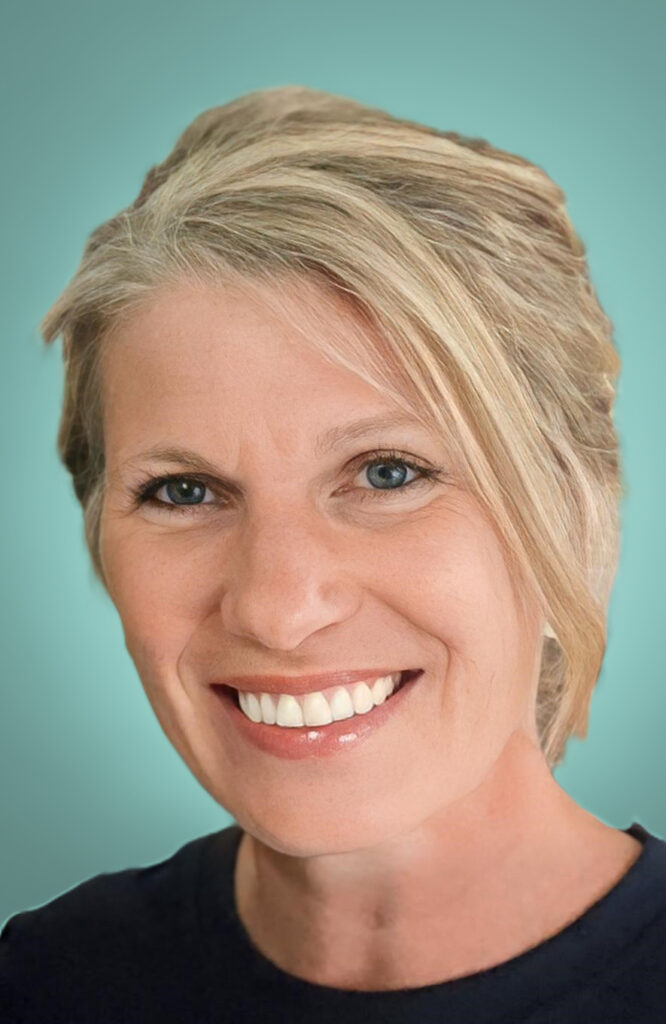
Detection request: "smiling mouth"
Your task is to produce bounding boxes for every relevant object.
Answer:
[214,669,423,728]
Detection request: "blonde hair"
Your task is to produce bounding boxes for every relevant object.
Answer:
[40,85,623,769]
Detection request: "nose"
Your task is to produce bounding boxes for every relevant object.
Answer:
[219,505,361,651]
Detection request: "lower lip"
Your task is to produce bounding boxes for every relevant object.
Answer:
[209,670,424,760]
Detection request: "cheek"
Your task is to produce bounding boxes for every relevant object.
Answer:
[100,520,210,672]
[393,521,532,717]
[389,521,504,650]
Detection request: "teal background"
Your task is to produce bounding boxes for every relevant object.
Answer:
[1,0,664,928]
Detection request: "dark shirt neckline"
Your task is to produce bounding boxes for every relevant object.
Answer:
[194,821,666,1021]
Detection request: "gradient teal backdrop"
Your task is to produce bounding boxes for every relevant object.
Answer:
[2,0,664,928]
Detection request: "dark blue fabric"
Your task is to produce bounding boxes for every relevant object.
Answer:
[2,820,665,1022]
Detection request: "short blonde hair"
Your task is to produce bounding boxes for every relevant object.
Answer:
[40,85,623,769]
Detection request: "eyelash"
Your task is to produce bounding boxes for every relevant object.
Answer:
[131,450,446,516]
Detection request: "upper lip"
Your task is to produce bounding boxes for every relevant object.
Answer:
[213,667,417,696]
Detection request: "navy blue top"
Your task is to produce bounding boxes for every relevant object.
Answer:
[2,821,666,1022]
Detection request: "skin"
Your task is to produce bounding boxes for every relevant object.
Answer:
[99,274,641,991]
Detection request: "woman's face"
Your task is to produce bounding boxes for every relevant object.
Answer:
[99,275,546,855]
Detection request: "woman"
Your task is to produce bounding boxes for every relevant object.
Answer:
[2,85,665,1022]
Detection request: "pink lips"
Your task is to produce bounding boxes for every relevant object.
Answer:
[209,669,424,760]
[210,667,411,696]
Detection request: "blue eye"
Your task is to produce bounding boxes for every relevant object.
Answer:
[158,478,211,505]
[362,459,420,490]
[134,450,445,515]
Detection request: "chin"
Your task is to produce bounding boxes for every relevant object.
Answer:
[231,796,418,858]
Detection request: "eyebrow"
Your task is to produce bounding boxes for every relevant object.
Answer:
[314,413,429,457]
[121,413,431,477]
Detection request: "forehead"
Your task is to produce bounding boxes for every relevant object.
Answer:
[103,276,367,390]
[100,277,428,461]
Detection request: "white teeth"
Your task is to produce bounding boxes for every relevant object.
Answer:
[371,675,390,705]
[276,694,304,728]
[351,681,374,714]
[259,692,277,724]
[239,691,262,723]
[329,686,355,721]
[236,671,407,727]
[302,691,334,726]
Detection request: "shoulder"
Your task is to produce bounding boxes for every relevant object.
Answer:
[1,828,210,947]
[552,823,666,1022]
[0,826,233,1023]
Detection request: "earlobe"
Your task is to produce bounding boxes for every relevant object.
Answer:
[542,621,556,640]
